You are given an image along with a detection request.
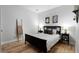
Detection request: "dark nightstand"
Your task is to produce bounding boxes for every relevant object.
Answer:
[38,30,43,33]
[61,33,69,44]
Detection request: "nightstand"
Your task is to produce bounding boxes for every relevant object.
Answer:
[38,30,43,33]
[61,33,69,44]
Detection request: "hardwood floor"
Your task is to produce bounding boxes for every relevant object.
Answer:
[1,40,75,53]
[49,42,75,53]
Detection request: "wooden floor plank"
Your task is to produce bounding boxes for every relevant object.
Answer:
[1,40,75,53]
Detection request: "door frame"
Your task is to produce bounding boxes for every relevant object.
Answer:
[0,8,3,48]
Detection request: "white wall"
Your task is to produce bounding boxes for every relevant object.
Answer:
[38,5,76,26]
[0,5,38,44]
[75,5,79,52]
[38,5,76,45]
[75,23,79,52]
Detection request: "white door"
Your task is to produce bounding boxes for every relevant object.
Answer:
[0,8,2,52]
[0,8,1,52]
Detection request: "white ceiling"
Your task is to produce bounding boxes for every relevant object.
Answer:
[22,5,61,13]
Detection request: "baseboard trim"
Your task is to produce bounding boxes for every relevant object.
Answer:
[1,37,24,45]
[1,39,17,45]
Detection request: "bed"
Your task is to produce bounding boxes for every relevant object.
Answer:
[25,26,61,53]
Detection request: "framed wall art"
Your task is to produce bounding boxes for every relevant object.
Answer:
[52,15,58,23]
[45,17,50,24]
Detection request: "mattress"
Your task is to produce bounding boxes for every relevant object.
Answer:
[31,33,60,51]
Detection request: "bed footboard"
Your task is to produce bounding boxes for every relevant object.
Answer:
[25,34,47,53]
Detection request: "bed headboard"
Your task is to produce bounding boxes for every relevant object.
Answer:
[43,26,61,34]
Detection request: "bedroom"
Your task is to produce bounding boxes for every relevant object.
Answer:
[0,5,79,53]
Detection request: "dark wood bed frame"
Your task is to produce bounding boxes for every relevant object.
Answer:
[25,26,61,53]
[25,34,47,52]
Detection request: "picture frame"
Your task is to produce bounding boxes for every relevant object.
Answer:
[45,17,50,24]
[52,15,58,23]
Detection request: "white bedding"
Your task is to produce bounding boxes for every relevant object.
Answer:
[31,33,60,51]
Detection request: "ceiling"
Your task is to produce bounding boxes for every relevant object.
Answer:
[22,5,61,13]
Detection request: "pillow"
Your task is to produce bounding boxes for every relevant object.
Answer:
[56,28,60,34]
[44,27,47,30]
[52,29,57,34]
[48,28,51,31]
[57,28,60,31]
